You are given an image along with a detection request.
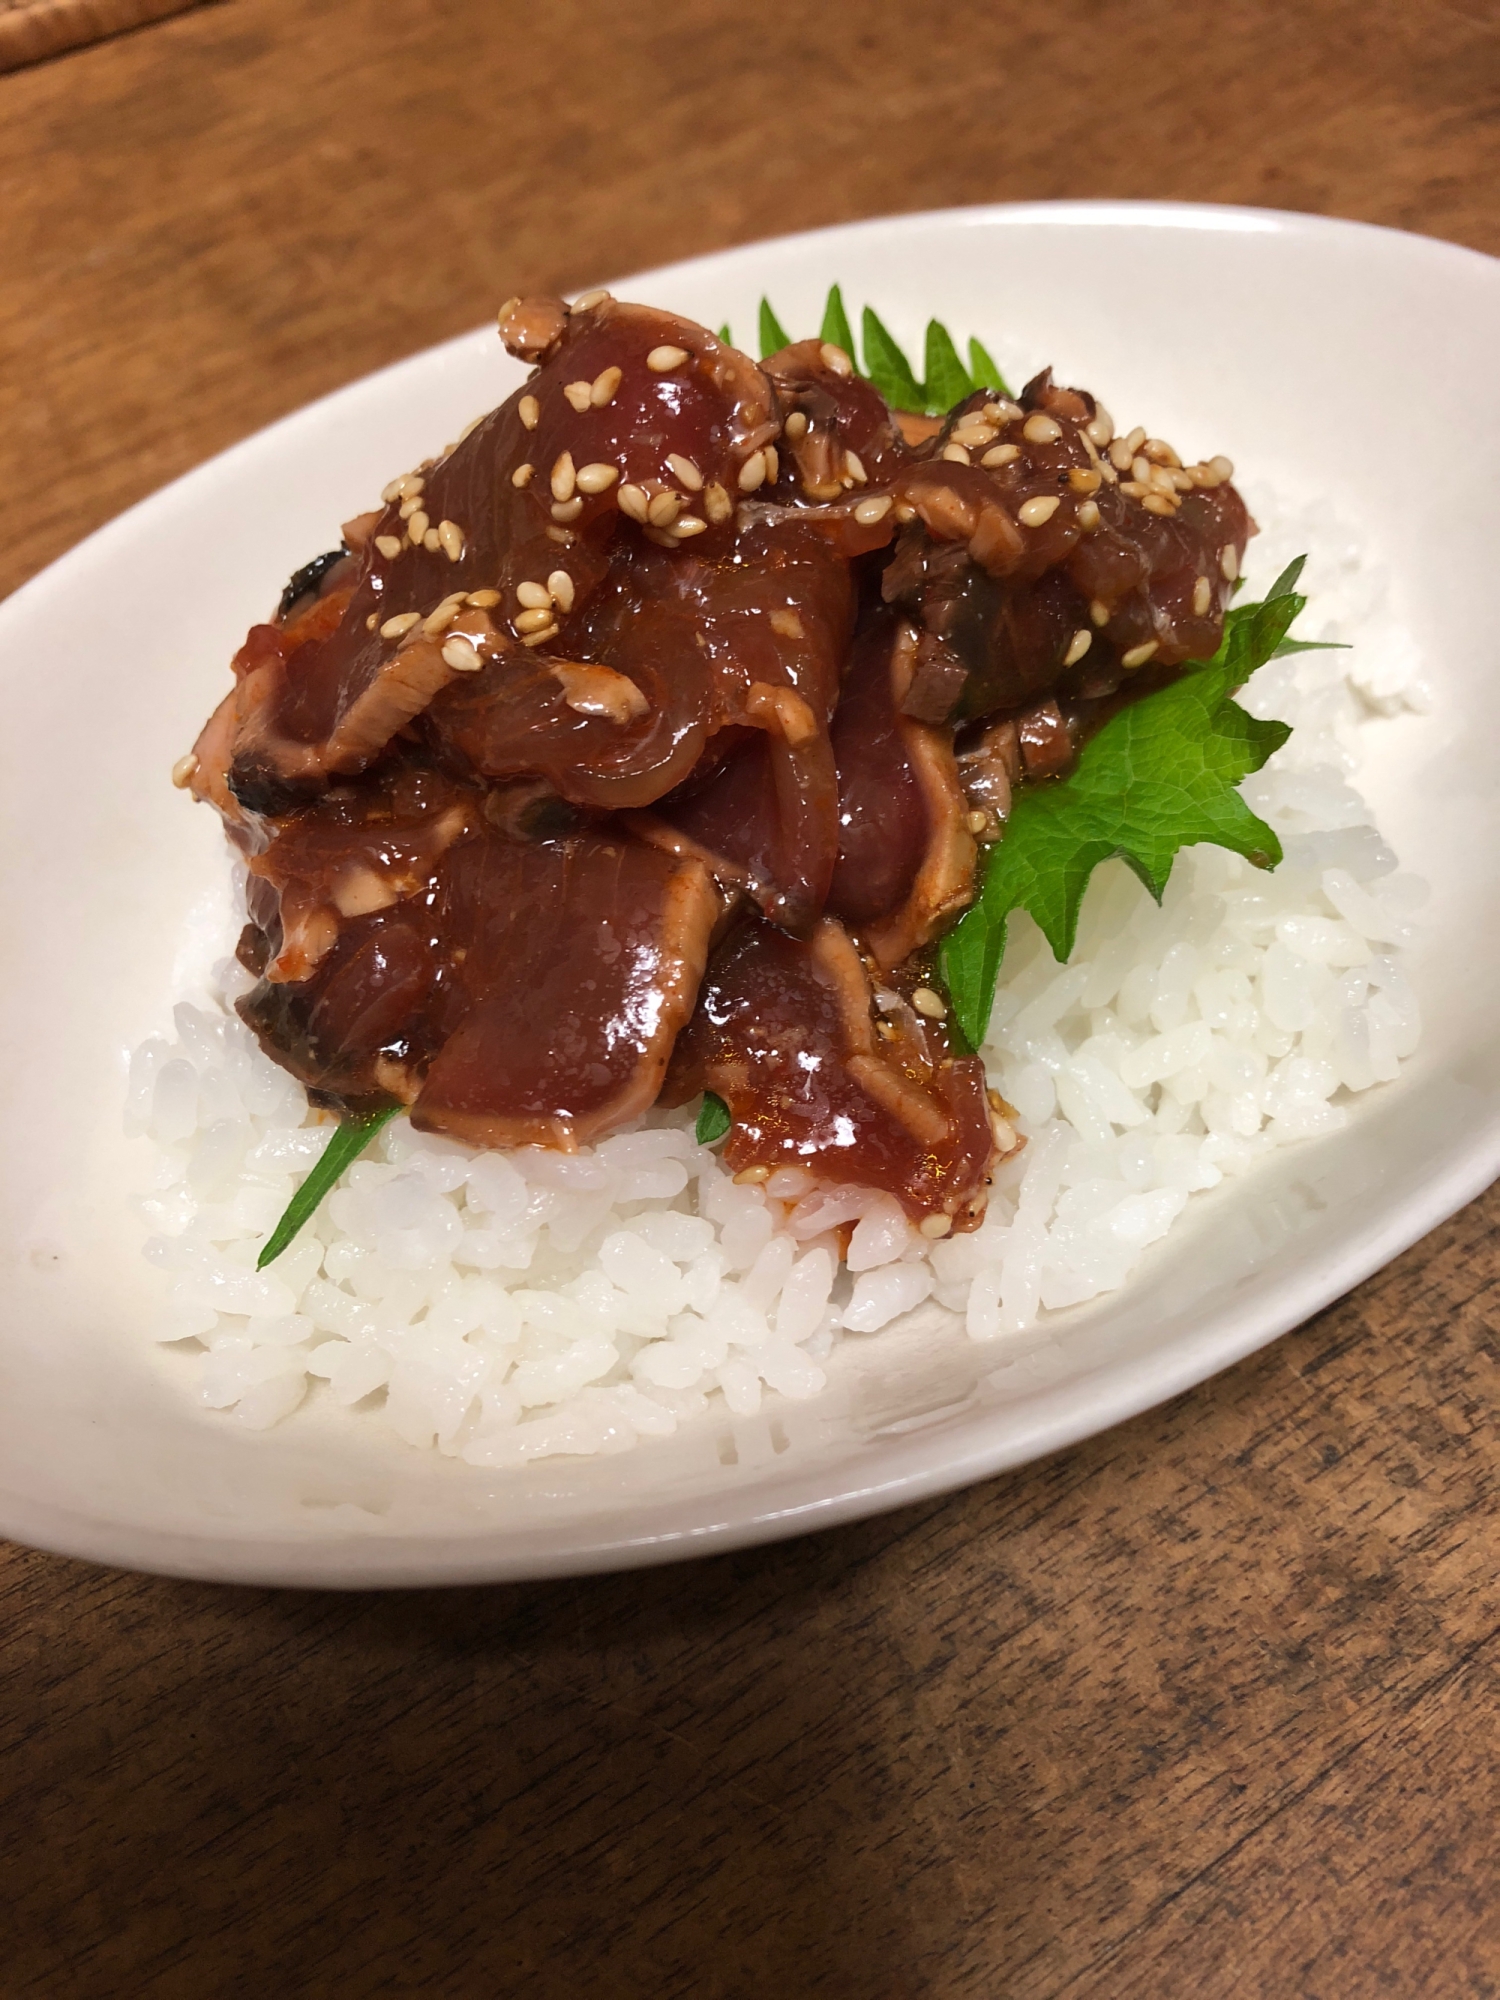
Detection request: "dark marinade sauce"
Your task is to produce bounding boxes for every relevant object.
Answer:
[185,294,1252,1231]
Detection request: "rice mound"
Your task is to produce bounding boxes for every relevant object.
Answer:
[129,492,1428,1461]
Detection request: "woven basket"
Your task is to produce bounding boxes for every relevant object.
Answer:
[0,0,207,71]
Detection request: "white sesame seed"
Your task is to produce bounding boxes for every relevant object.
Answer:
[667,452,703,491]
[438,519,464,561]
[549,452,576,502]
[737,450,768,493]
[784,410,808,439]
[853,494,892,525]
[942,443,971,465]
[966,810,988,834]
[1023,412,1062,444]
[819,343,853,377]
[380,478,404,504]
[912,986,947,1019]
[563,380,593,413]
[571,288,610,313]
[981,443,1020,468]
[366,613,378,630]
[1211,454,1235,482]
[1077,499,1101,531]
[547,569,575,612]
[516,580,551,609]
[617,483,650,522]
[1193,575,1213,616]
[575,462,619,495]
[380,612,420,639]
[1108,438,1134,471]
[467,588,501,607]
[672,516,707,538]
[704,482,732,524]
[396,473,424,498]
[733,1164,771,1184]
[399,496,421,519]
[919,1213,953,1239]
[422,599,463,634]
[441,636,482,671]
[1090,599,1111,626]
[590,366,622,407]
[521,622,558,646]
[514,607,555,634]
[647,345,688,372]
[1132,455,1152,485]
[1063,628,1092,667]
[374,535,403,559]
[170,752,198,789]
[1220,543,1240,581]
[518,395,540,431]
[407,510,429,545]
[844,450,867,484]
[647,490,682,527]
[511,462,534,488]
[1122,640,1159,668]
[1018,494,1060,527]
[423,528,441,553]
[551,498,583,523]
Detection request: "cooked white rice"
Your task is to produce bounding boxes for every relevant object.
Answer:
[129,490,1428,1460]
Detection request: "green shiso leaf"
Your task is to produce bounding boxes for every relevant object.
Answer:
[923,318,974,414]
[716,323,732,345]
[860,305,927,414]
[819,283,857,360]
[257,1106,400,1269]
[937,561,1310,1052]
[758,297,791,358]
[967,334,1011,398]
[753,290,1007,415]
[695,1092,732,1145]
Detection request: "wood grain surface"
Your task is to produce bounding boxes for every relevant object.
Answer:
[1,3,1497,1993]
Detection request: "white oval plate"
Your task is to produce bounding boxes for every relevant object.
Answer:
[2,202,1497,1587]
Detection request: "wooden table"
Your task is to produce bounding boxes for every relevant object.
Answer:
[2,4,1497,1992]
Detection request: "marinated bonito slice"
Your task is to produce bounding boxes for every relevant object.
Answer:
[237,782,719,1149]
[826,612,977,972]
[412,828,718,1149]
[883,370,1254,733]
[663,918,1004,1230]
[429,506,856,846]
[216,292,784,815]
